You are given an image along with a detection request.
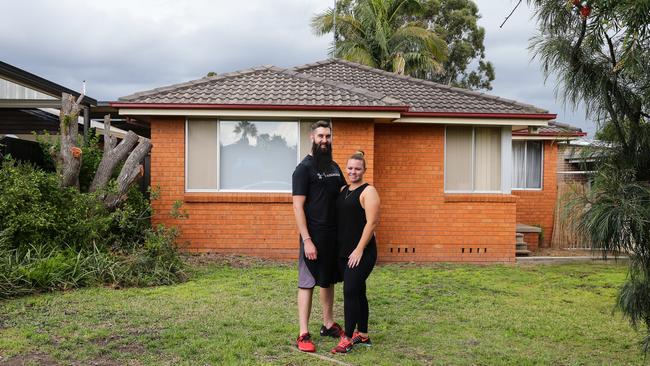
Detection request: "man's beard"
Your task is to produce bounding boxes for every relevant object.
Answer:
[312,141,333,171]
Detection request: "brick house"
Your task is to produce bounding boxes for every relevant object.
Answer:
[111,58,574,263]
[511,122,586,252]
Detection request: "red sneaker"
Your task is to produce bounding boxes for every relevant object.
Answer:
[351,331,372,346]
[331,336,354,354]
[296,332,316,352]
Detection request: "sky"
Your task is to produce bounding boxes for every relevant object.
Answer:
[0,0,595,136]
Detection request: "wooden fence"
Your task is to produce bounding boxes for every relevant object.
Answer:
[551,183,592,249]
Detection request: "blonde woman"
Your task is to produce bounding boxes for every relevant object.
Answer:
[331,151,379,354]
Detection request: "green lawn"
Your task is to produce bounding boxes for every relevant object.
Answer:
[0,258,644,365]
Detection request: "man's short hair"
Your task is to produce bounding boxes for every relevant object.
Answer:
[310,120,331,132]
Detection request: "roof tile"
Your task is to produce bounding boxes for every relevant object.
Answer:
[293,59,549,114]
[120,67,403,108]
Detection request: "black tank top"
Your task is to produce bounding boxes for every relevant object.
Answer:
[336,183,376,258]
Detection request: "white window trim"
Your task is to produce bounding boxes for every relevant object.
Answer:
[184,118,329,193]
[444,126,506,194]
[511,140,544,191]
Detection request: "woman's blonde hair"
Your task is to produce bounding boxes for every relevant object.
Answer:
[349,150,366,169]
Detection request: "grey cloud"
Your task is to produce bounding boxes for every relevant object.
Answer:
[1,0,597,135]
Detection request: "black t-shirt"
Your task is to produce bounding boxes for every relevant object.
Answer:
[292,155,345,231]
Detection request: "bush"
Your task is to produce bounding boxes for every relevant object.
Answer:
[116,225,187,287]
[0,157,186,299]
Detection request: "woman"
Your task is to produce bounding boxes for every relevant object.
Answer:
[331,151,380,354]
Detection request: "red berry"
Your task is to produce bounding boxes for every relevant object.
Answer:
[580,5,591,18]
[572,0,581,5]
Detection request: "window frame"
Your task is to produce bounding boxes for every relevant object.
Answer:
[184,118,322,193]
[444,126,503,194]
[511,140,544,191]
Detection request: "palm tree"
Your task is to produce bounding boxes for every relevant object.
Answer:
[312,0,447,76]
[233,121,258,143]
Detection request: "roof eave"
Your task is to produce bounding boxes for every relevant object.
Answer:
[108,102,409,112]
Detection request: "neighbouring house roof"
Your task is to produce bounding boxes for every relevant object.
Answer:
[293,59,551,117]
[0,60,96,106]
[563,137,612,163]
[118,66,405,109]
[512,121,586,138]
[115,59,555,119]
[0,108,60,134]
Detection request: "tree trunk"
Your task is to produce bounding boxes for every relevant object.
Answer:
[89,114,139,192]
[58,93,84,188]
[103,137,152,209]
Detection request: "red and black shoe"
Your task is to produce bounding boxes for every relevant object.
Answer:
[296,332,316,352]
[351,331,372,346]
[331,336,354,354]
[320,322,344,338]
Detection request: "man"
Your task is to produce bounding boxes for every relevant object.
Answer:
[292,120,345,352]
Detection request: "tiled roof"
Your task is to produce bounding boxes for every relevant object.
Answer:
[293,59,549,115]
[512,121,586,137]
[119,66,403,107]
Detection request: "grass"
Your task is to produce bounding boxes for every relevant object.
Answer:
[0,258,645,365]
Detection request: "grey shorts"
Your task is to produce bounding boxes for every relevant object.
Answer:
[298,253,316,289]
[297,231,341,289]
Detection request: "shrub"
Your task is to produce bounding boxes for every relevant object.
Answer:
[116,225,187,287]
[0,157,186,299]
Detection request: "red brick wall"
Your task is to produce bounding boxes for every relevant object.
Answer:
[150,117,377,259]
[512,140,558,249]
[332,118,375,183]
[373,124,516,263]
[151,118,517,262]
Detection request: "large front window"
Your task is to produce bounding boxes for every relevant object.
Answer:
[445,126,502,192]
[186,119,314,192]
[512,140,543,189]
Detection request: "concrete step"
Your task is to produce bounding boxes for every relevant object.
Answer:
[516,249,532,256]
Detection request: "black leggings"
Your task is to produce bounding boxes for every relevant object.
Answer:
[338,245,377,338]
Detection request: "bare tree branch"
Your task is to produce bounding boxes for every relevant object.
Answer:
[104,137,152,209]
[605,32,618,71]
[89,114,140,192]
[500,0,522,28]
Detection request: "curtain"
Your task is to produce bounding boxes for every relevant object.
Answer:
[445,126,473,191]
[526,141,542,188]
[512,141,526,188]
[187,120,218,190]
[474,127,501,191]
[299,121,313,158]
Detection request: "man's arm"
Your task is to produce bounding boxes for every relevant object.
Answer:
[293,195,317,260]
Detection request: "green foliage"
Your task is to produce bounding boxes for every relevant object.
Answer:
[413,0,494,90]
[116,225,187,287]
[312,0,448,77]
[36,129,105,191]
[528,0,650,355]
[313,0,493,90]
[78,130,104,192]
[170,200,189,219]
[0,158,186,299]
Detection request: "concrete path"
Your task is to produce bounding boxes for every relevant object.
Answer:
[517,256,629,264]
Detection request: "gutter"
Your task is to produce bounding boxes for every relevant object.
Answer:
[402,112,557,120]
[512,132,588,137]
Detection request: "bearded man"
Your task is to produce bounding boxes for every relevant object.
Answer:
[292,120,345,352]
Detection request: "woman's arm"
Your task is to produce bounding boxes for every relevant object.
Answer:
[348,186,380,268]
